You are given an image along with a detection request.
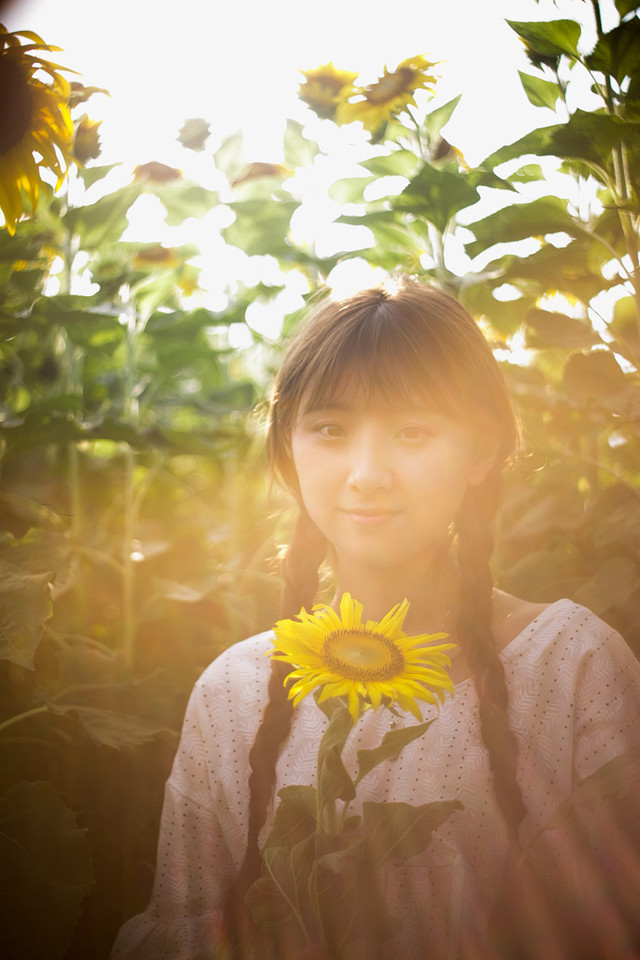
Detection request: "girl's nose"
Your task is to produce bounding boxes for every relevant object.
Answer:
[346,437,392,493]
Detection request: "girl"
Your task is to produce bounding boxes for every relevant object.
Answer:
[111,279,640,959]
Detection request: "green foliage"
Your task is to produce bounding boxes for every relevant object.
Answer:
[0,780,94,960]
[246,697,460,956]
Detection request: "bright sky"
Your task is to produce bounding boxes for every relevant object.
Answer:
[3,0,605,166]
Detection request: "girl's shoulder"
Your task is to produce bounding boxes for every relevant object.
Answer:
[492,591,550,653]
[498,594,638,680]
[194,630,275,696]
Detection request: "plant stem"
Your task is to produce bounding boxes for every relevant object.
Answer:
[589,0,640,333]
[122,441,136,669]
[0,705,48,735]
[121,289,140,669]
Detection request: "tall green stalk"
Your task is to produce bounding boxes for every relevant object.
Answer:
[121,291,140,669]
[589,0,640,333]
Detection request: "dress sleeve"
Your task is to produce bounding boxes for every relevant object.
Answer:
[110,638,268,960]
[572,614,640,781]
[532,613,640,956]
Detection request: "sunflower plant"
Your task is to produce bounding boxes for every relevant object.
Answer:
[0,24,74,235]
[246,594,461,959]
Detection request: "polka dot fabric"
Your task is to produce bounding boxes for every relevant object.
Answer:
[111,600,640,959]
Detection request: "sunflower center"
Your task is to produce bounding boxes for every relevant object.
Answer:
[322,628,404,681]
[0,58,34,154]
[367,68,413,104]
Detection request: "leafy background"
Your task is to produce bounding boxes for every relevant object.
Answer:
[1,1,639,957]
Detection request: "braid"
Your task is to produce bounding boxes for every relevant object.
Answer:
[221,507,326,954]
[455,469,527,837]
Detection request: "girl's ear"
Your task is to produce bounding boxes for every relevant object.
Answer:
[468,434,499,486]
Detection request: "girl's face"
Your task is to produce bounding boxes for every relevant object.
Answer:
[290,388,495,585]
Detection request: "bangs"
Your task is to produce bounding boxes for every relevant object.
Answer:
[293,304,465,421]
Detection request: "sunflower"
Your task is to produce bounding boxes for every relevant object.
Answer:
[337,54,438,132]
[271,593,455,724]
[298,62,358,120]
[0,25,74,235]
[133,161,182,183]
[73,115,102,163]
[132,244,182,270]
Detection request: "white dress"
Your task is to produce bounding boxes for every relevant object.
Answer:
[110,600,640,959]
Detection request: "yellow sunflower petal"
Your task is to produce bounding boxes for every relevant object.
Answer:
[270,593,455,724]
[0,26,73,232]
[373,598,410,637]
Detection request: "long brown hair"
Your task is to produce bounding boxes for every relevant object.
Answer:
[222,278,526,952]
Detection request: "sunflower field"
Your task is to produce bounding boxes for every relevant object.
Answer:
[1,3,639,957]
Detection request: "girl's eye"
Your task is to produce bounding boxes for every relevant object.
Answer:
[315,422,345,439]
[396,424,430,441]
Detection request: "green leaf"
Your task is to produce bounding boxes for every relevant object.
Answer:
[245,873,297,928]
[265,785,318,849]
[355,719,435,786]
[315,834,364,875]
[77,162,121,189]
[0,529,68,669]
[318,864,399,947]
[572,557,639,615]
[360,150,420,178]
[262,840,316,907]
[0,780,94,960]
[223,198,299,257]
[465,196,577,259]
[336,211,426,270]
[518,71,562,110]
[480,238,614,304]
[322,748,356,803]
[610,296,640,360]
[145,306,222,336]
[524,308,601,350]
[562,349,627,403]
[462,280,535,336]
[546,109,640,169]
[481,125,561,169]
[329,174,376,205]
[283,119,319,167]
[64,183,141,247]
[615,0,640,15]
[48,704,174,749]
[362,799,463,867]
[153,181,219,226]
[423,95,462,139]
[0,560,52,668]
[214,131,244,178]
[31,295,124,348]
[509,164,546,183]
[395,164,480,234]
[317,701,356,807]
[585,17,640,84]
[507,19,581,58]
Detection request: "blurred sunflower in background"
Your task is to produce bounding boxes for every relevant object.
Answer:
[337,54,438,132]
[0,25,74,235]
[298,62,358,120]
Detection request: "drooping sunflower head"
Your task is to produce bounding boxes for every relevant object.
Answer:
[268,279,518,496]
[298,63,358,120]
[271,593,456,724]
[0,25,74,234]
[336,54,438,132]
